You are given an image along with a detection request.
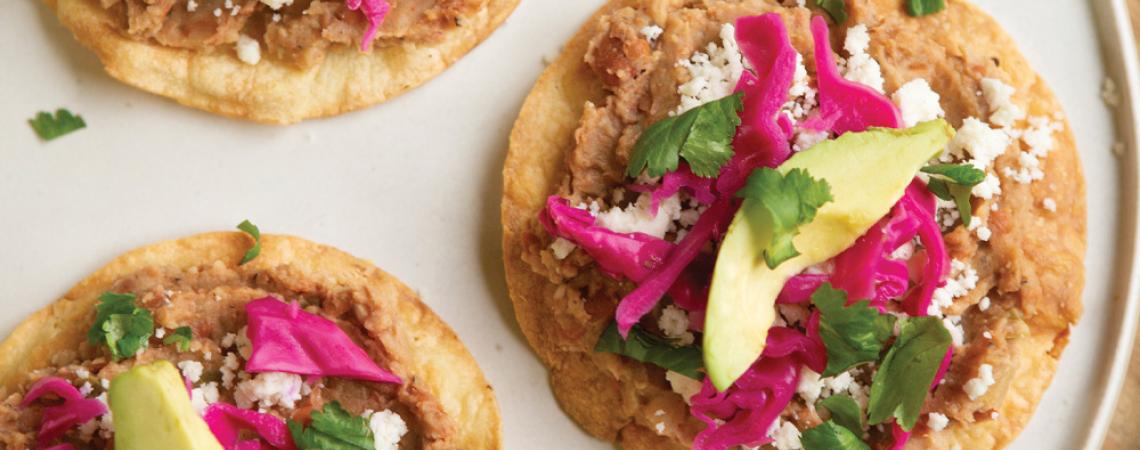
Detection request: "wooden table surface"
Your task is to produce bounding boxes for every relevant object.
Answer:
[1102,4,1140,449]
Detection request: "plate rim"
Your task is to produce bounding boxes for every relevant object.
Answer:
[1083,0,1140,448]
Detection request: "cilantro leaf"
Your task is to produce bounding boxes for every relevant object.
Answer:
[28,109,86,141]
[801,421,870,450]
[819,395,865,437]
[626,93,742,178]
[738,168,833,268]
[163,326,193,352]
[87,292,156,360]
[595,322,703,379]
[867,316,952,430]
[237,220,261,265]
[906,0,946,17]
[815,0,849,24]
[812,284,896,376]
[923,164,984,227]
[289,401,374,450]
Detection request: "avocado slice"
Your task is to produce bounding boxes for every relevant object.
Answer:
[704,120,954,390]
[110,360,223,450]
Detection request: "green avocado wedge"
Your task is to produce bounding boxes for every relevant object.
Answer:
[704,120,954,391]
[110,360,223,450]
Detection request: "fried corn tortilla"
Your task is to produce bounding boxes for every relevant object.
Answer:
[0,232,501,449]
[502,0,1085,448]
[43,0,519,124]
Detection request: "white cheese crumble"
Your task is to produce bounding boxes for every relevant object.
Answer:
[964,364,996,400]
[972,173,1002,200]
[948,118,1011,171]
[676,24,745,113]
[983,331,993,340]
[655,422,666,434]
[840,25,885,93]
[365,409,408,450]
[1043,198,1057,212]
[593,193,683,239]
[178,360,204,384]
[550,237,577,260]
[213,7,222,17]
[234,372,304,410]
[79,381,93,397]
[768,418,803,450]
[929,260,978,316]
[221,352,240,389]
[927,412,950,431]
[640,25,664,43]
[235,34,261,65]
[76,368,91,379]
[892,79,944,128]
[792,129,829,153]
[658,304,695,346]
[190,382,220,415]
[221,332,238,349]
[783,52,819,122]
[980,78,1025,128]
[260,0,293,9]
[155,327,167,338]
[1002,116,1061,184]
[796,368,870,409]
[666,370,703,405]
[186,0,198,11]
[979,296,991,311]
[943,315,965,347]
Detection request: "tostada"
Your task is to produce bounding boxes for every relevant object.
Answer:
[0,227,500,449]
[43,0,518,123]
[501,0,1085,449]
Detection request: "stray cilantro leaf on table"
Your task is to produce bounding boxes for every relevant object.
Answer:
[28,109,86,141]
[289,401,374,450]
[163,326,193,352]
[737,168,833,268]
[815,0,849,24]
[906,0,946,17]
[922,163,985,227]
[867,316,952,430]
[87,292,155,360]
[812,284,896,376]
[237,220,261,265]
[595,322,703,379]
[626,93,742,178]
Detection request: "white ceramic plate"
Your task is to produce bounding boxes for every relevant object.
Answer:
[0,0,1133,448]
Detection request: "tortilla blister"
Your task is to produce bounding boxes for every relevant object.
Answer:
[501,0,1085,448]
[0,232,501,448]
[43,0,519,124]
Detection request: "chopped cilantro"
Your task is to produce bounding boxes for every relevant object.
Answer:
[812,284,896,376]
[87,292,154,360]
[815,0,849,24]
[626,93,743,178]
[737,168,833,268]
[906,0,946,17]
[237,220,261,265]
[288,402,374,450]
[28,109,86,141]
[163,326,193,352]
[595,322,703,379]
[819,395,865,437]
[922,163,985,226]
[867,316,952,430]
[801,420,870,450]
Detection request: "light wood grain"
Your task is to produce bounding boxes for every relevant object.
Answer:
[1103,4,1140,449]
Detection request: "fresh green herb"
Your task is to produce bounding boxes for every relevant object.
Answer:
[163,326,193,352]
[812,284,896,376]
[626,93,743,178]
[906,0,946,17]
[28,109,86,141]
[595,322,703,379]
[815,0,849,24]
[819,395,865,437]
[237,220,261,265]
[922,163,985,227]
[867,316,952,430]
[87,292,155,360]
[801,421,870,450]
[737,168,833,268]
[288,402,374,450]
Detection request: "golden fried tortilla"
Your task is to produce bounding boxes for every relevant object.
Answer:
[0,232,500,449]
[42,0,518,124]
[501,0,1085,448]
